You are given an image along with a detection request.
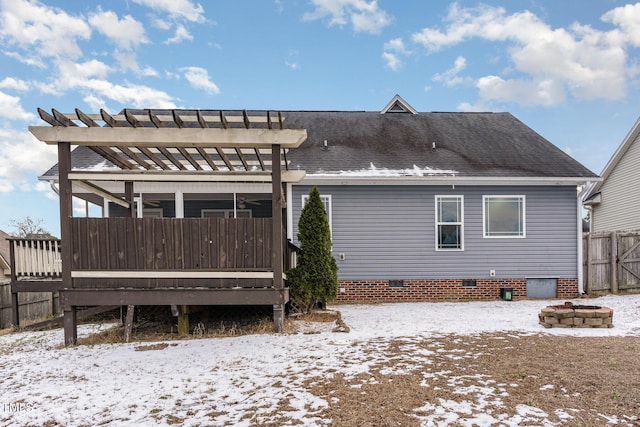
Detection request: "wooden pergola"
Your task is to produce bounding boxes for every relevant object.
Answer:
[29,108,307,345]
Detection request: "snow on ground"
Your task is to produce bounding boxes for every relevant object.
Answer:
[1,294,639,426]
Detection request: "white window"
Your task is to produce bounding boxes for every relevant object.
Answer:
[143,208,163,218]
[301,194,332,235]
[483,195,526,238]
[201,209,252,219]
[435,195,463,250]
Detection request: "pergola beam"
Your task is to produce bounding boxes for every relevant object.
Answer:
[73,180,130,208]
[67,170,306,183]
[29,126,307,148]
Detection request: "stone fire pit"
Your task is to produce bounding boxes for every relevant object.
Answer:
[538,301,613,328]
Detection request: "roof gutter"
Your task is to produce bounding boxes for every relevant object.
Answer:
[301,175,602,186]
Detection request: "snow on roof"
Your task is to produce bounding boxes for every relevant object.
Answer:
[72,160,121,172]
[307,162,458,177]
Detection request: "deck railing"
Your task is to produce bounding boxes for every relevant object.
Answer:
[71,217,274,271]
[10,238,62,277]
[9,218,299,290]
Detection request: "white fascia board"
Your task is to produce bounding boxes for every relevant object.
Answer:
[300,175,602,186]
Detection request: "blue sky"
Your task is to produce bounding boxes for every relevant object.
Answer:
[1,0,639,237]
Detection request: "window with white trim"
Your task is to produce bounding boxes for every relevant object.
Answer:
[302,194,332,236]
[201,209,252,219]
[436,195,463,250]
[483,195,525,238]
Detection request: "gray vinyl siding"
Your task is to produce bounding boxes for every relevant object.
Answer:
[592,131,640,232]
[292,185,579,280]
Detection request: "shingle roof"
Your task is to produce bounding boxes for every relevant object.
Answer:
[39,109,598,180]
[283,111,597,178]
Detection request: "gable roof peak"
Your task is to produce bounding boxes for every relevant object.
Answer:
[381,94,418,115]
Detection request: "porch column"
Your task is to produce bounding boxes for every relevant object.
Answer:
[175,190,184,218]
[59,141,77,345]
[272,144,284,332]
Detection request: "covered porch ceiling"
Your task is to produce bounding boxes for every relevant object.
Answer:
[30,108,307,182]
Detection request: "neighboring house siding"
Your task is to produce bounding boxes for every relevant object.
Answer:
[592,131,640,232]
[292,185,578,280]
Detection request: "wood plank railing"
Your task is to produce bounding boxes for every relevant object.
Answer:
[10,238,62,277]
[71,217,274,271]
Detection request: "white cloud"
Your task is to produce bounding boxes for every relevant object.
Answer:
[303,0,391,34]
[181,66,220,94]
[83,94,106,111]
[112,51,139,72]
[131,0,205,23]
[80,80,178,109]
[602,3,640,46]
[35,181,57,200]
[382,52,401,71]
[0,0,91,61]
[382,38,409,71]
[0,128,57,193]
[55,60,112,90]
[141,66,159,77]
[45,60,177,108]
[151,17,172,30]
[88,8,147,50]
[476,75,566,106]
[164,24,193,44]
[432,56,469,87]
[0,91,35,121]
[286,61,300,70]
[0,77,29,91]
[412,3,635,106]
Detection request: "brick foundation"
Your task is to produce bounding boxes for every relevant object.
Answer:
[334,278,579,303]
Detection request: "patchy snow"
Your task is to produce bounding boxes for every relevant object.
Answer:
[1,294,639,426]
[308,162,458,177]
[72,160,120,171]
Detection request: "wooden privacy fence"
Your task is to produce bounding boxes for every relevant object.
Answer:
[0,281,59,328]
[583,231,640,293]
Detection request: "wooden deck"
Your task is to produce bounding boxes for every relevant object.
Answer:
[9,218,298,332]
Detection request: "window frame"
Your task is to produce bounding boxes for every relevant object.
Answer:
[482,195,526,238]
[201,209,252,219]
[435,195,464,251]
[301,194,332,237]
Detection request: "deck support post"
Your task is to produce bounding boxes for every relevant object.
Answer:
[123,305,135,342]
[63,307,77,346]
[273,303,284,332]
[11,292,19,329]
[177,305,190,335]
[58,141,77,345]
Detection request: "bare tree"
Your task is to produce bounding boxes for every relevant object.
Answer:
[8,216,52,238]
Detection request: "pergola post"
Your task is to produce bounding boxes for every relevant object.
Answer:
[272,144,284,332]
[125,181,134,218]
[59,141,77,345]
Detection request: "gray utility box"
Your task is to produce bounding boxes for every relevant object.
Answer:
[526,278,557,298]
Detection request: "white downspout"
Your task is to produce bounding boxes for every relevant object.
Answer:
[577,186,585,294]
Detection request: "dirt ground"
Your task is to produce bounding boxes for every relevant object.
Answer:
[102,311,640,426]
[5,310,639,426]
[304,333,640,426]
